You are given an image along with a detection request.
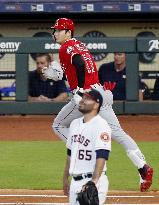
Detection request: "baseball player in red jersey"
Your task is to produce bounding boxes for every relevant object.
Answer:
[43,18,153,192]
[59,37,99,90]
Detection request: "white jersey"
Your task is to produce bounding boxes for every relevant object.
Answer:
[66,115,111,175]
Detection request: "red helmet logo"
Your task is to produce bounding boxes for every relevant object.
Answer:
[51,18,74,33]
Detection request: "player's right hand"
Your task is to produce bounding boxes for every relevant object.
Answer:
[63,178,70,196]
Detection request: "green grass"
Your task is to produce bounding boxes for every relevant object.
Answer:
[0,141,66,189]
[107,142,159,190]
[0,141,158,190]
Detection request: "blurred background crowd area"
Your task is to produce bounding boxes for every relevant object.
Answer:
[0,0,159,101]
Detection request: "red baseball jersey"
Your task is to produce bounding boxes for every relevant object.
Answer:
[59,38,99,90]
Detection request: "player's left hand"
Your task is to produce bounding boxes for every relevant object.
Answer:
[42,61,63,81]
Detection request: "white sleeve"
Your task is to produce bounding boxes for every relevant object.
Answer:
[50,61,63,81]
[94,120,111,151]
[66,127,72,150]
[42,60,63,81]
[66,120,75,150]
[50,61,62,72]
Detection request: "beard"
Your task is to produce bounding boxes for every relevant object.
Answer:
[78,107,92,114]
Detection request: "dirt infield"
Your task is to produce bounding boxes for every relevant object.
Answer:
[0,189,158,204]
[0,115,158,141]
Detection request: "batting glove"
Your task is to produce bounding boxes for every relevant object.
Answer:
[72,87,84,105]
[42,61,63,81]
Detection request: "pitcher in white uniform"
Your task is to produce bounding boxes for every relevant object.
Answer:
[63,89,111,205]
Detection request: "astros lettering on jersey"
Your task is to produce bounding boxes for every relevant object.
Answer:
[66,115,111,175]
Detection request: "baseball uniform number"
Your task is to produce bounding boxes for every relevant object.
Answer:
[78,150,92,161]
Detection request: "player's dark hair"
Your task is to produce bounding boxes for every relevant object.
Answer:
[35,53,52,63]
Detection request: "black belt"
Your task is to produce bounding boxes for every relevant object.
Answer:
[73,173,92,181]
